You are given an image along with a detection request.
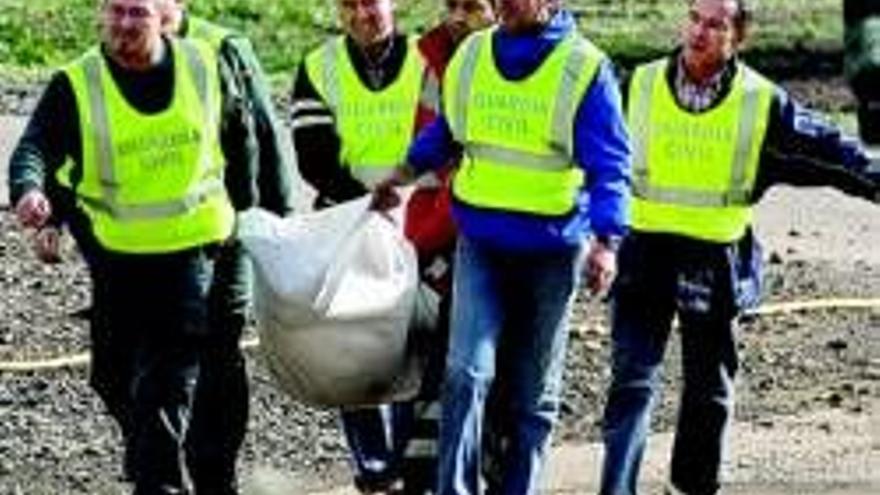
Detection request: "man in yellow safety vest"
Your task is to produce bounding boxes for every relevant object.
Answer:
[372,0,632,492]
[290,0,439,492]
[7,0,280,492]
[599,1,880,494]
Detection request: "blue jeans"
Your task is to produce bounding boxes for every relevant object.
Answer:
[600,236,739,495]
[437,236,583,495]
[342,261,456,494]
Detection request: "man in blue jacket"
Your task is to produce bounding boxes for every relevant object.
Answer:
[374,1,631,492]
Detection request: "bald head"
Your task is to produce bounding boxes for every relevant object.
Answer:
[100,0,163,8]
[337,0,396,49]
[443,0,495,44]
[496,0,559,34]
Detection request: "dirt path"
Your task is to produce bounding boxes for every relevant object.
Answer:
[755,186,880,265]
[1,111,879,494]
[0,116,25,207]
[245,399,879,494]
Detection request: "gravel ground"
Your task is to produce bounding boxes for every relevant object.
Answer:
[0,209,350,494]
[0,82,40,117]
[0,72,878,493]
[1,208,877,494]
[560,258,880,444]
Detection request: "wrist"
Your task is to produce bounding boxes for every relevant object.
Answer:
[15,185,43,205]
[393,164,416,185]
[594,233,622,252]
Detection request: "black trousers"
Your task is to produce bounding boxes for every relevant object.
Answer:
[86,242,249,495]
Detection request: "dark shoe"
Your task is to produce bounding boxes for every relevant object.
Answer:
[355,476,404,494]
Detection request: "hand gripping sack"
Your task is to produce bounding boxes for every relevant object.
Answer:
[238,197,422,406]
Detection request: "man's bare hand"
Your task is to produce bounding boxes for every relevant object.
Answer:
[585,238,617,296]
[15,189,52,229]
[370,165,415,211]
[32,227,63,264]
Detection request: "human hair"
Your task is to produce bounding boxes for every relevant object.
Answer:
[732,0,753,31]
[688,0,754,32]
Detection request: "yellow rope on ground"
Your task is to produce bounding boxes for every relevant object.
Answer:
[745,297,880,316]
[0,352,90,372]
[0,337,260,372]
[2,297,879,372]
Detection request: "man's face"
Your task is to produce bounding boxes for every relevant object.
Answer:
[101,0,163,62]
[681,0,743,71]
[338,0,396,48]
[496,0,550,33]
[444,0,495,44]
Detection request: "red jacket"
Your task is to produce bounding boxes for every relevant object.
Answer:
[405,24,459,294]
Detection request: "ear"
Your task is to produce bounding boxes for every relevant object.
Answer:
[734,23,750,50]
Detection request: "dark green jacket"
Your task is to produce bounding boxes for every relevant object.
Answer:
[182,15,294,215]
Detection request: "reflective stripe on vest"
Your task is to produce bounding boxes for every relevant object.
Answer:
[304,36,425,188]
[628,59,773,242]
[64,40,234,253]
[444,29,602,215]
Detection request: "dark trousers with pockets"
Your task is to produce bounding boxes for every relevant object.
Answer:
[86,240,249,495]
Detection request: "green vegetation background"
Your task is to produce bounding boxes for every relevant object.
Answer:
[0,0,842,82]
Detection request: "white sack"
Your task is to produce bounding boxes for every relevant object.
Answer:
[238,197,422,406]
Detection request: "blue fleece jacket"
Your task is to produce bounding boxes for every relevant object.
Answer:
[407,9,631,253]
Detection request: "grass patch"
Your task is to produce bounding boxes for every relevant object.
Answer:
[0,0,844,81]
[0,0,444,78]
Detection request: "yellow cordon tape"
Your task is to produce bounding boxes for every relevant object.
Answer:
[2,297,880,373]
[0,352,91,372]
[744,297,880,316]
[0,336,260,373]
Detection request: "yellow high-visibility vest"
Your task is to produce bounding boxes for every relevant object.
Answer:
[63,39,234,253]
[305,36,425,188]
[443,28,603,215]
[628,58,774,242]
